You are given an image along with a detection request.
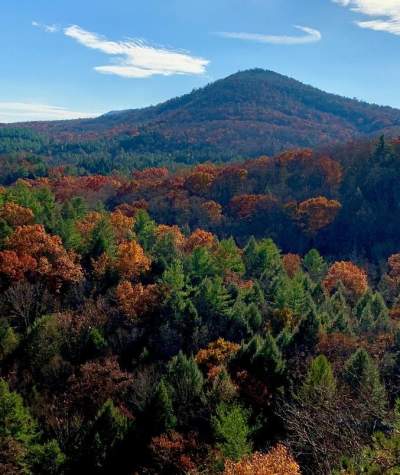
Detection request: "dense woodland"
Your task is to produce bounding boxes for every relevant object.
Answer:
[1,129,400,473]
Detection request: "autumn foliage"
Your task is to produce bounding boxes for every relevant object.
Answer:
[223,445,301,475]
[1,224,82,286]
[323,261,368,297]
[296,197,341,235]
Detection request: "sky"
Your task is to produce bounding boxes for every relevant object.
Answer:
[1,0,400,122]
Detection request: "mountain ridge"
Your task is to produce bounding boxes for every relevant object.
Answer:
[3,69,400,158]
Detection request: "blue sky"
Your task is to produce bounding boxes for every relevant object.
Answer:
[1,0,400,122]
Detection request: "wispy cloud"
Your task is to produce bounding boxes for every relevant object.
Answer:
[0,102,98,123]
[32,21,59,33]
[63,25,209,78]
[333,0,400,35]
[216,25,322,45]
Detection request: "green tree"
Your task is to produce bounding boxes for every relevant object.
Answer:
[344,349,387,417]
[134,210,156,252]
[212,402,251,460]
[303,249,326,282]
[152,379,177,433]
[167,352,204,426]
[300,355,336,401]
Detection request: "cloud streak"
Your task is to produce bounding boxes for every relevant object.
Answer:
[0,102,98,123]
[32,21,59,33]
[333,0,400,35]
[63,25,209,78]
[217,25,322,45]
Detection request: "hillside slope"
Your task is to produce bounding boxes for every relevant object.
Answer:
[6,69,400,157]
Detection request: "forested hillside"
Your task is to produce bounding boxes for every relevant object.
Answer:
[1,134,400,473]
[2,69,400,170]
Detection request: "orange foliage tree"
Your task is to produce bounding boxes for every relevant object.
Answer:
[0,250,37,281]
[185,229,216,253]
[109,210,135,243]
[3,224,82,287]
[195,338,240,373]
[156,224,186,250]
[282,254,302,278]
[223,445,301,475]
[0,202,34,227]
[230,194,277,219]
[116,280,158,319]
[295,196,341,235]
[114,240,151,279]
[201,200,223,224]
[323,261,368,297]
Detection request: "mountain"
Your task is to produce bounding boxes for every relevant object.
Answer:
[6,69,400,158]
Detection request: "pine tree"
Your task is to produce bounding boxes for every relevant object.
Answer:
[189,246,216,284]
[300,355,336,401]
[86,217,116,259]
[152,380,177,433]
[344,349,387,416]
[167,352,204,426]
[245,303,263,333]
[303,249,326,282]
[295,306,321,352]
[212,402,251,460]
[84,399,128,472]
[134,210,156,252]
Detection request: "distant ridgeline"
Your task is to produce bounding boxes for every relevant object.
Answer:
[1,69,400,178]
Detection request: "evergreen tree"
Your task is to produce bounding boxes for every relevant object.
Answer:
[188,246,216,284]
[212,402,251,460]
[294,306,321,352]
[344,349,387,417]
[83,399,128,473]
[245,303,263,333]
[167,352,204,426]
[303,249,326,282]
[86,217,116,259]
[152,380,177,433]
[0,379,64,474]
[300,355,336,401]
[134,210,156,252]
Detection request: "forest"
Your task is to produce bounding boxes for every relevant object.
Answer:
[1,131,400,474]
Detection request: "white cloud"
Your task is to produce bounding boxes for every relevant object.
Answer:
[333,0,400,35]
[0,102,98,123]
[217,25,322,45]
[32,21,59,33]
[63,25,209,78]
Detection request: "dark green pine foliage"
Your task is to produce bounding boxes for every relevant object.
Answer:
[0,379,65,474]
[151,379,177,433]
[81,399,128,474]
[188,246,217,284]
[86,216,116,260]
[212,402,252,461]
[167,352,205,427]
[303,249,327,282]
[300,355,336,402]
[329,283,352,334]
[241,333,286,387]
[134,210,157,252]
[245,303,263,333]
[344,349,387,418]
[294,305,321,353]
